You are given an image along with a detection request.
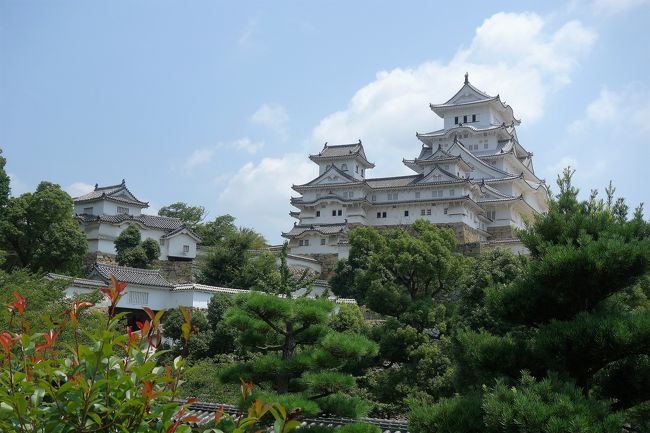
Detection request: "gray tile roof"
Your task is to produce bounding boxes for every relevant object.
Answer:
[92,263,173,288]
[46,273,107,289]
[309,141,374,167]
[73,180,148,207]
[182,402,408,432]
[78,213,185,232]
[365,175,420,188]
[283,223,347,237]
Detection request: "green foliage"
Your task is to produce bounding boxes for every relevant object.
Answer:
[329,304,369,335]
[114,224,160,268]
[333,221,462,414]
[194,214,237,247]
[417,169,649,432]
[335,422,380,433]
[0,149,10,216]
[409,393,486,433]
[178,358,241,404]
[221,292,377,417]
[198,228,271,289]
[481,373,624,433]
[158,202,206,227]
[0,277,303,433]
[0,181,87,274]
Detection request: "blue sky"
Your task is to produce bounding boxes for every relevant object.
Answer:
[1,0,649,243]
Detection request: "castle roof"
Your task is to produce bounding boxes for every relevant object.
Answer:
[73,180,148,208]
[309,140,375,168]
[91,263,173,288]
[77,213,186,232]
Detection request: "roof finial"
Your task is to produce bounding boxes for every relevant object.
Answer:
[121,179,126,185]
[94,183,98,190]
[464,72,469,84]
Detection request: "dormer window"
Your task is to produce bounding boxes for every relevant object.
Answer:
[117,206,128,214]
[341,163,348,171]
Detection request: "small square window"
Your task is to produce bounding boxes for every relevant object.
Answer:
[463,115,468,123]
[472,114,477,122]
[337,210,342,216]
[117,206,128,214]
[304,239,310,246]
[427,209,432,216]
[404,210,409,217]
[183,245,189,253]
[316,211,320,217]
[371,195,376,201]
[332,210,337,216]
[420,209,425,216]
[444,208,448,215]
[83,207,93,214]
[377,212,381,218]
[454,116,459,124]
[320,238,326,245]
[382,212,387,218]
[449,189,455,196]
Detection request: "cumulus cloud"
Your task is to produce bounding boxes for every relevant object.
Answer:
[569,87,650,134]
[217,154,315,243]
[311,12,596,177]
[65,182,94,198]
[182,137,265,172]
[183,148,217,171]
[251,103,289,137]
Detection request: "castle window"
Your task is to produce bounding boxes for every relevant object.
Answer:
[376,212,381,218]
[454,116,459,124]
[415,191,420,199]
[316,211,321,217]
[128,291,148,305]
[304,239,310,246]
[332,210,336,216]
[404,210,409,217]
[449,189,455,196]
[484,142,488,149]
[427,209,432,216]
[159,237,165,246]
[337,210,342,216]
[463,115,468,123]
[356,165,359,173]
[421,209,426,216]
[472,114,477,122]
[321,238,326,245]
[388,192,398,200]
[433,190,443,198]
[341,164,348,171]
[382,211,387,218]
[83,207,93,215]
[371,194,376,201]
[444,208,448,215]
[183,245,189,253]
[117,206,128,214]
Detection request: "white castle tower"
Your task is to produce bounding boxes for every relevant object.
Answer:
[283,74,548,259]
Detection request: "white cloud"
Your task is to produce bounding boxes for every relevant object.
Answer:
[183,148,216,171]
[311,12,596,177]
[569,87,650,134]
[232,137,264,155]
[217,154,315,243]
[591,0,649,14]
[65,182,94,198]
[251,103,289,137]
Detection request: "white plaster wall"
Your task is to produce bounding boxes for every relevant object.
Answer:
[167,233,197,259]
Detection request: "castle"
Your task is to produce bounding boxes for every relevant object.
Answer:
[283,74,548,259]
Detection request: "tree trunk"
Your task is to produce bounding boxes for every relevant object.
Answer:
[275,321,296,393]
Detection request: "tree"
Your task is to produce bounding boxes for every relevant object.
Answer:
[114,224,160,268]
[411,169,650,432]
[330,221,465,415]
[0,149,10,216]
[194,214,237,247]
[0,181,87,274]
[221,293,378,418]
[198,228,272,289]
[158,202,206,227]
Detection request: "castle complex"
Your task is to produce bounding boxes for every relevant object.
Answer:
[283,74,548,258]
